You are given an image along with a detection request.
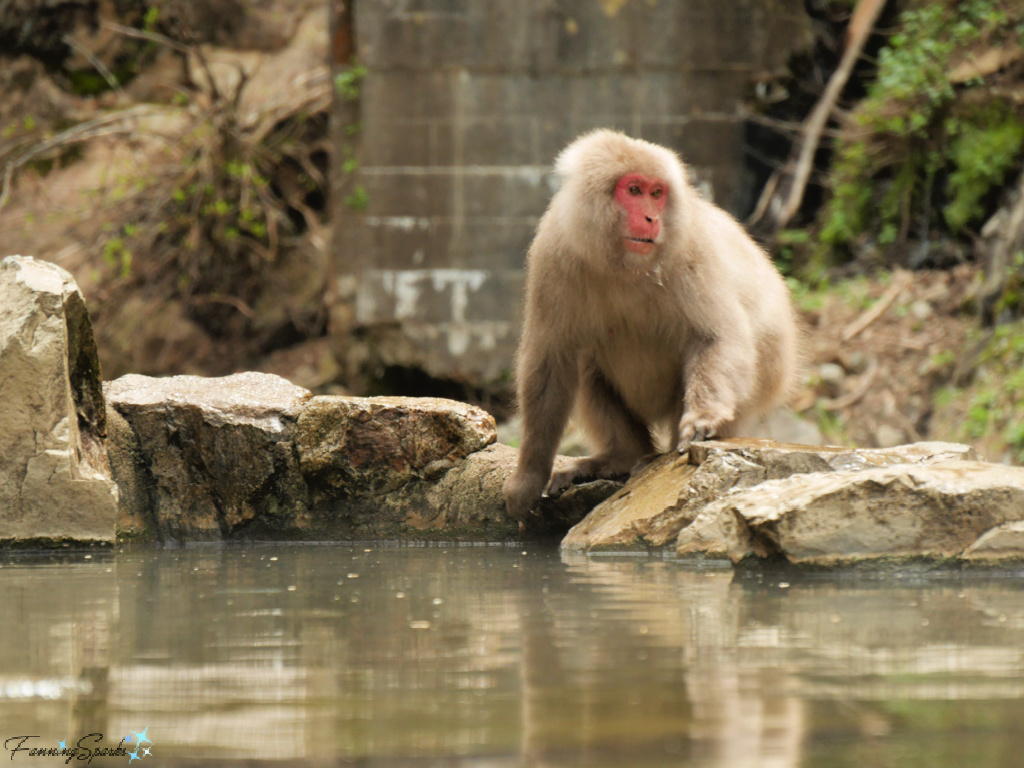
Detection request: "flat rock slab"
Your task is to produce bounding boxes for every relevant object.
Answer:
[0,256,117,544]
[563,438,982,555]
[106,371,311,430]
[678,459,1024,564]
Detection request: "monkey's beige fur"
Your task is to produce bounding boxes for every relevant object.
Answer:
[504,129,800,523]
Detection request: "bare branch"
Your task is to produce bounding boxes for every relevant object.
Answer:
[754,0,888,234]
[62,33,124,95]
[0,105,170,210]
[101,21,192,55]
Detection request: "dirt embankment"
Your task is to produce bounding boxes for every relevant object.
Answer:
[796,264,1024,464]
[0,0,336,389]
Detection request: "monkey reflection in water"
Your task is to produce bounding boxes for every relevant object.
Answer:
[504,130,800,523]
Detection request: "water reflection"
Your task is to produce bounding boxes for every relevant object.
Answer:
[1,545,1024,766]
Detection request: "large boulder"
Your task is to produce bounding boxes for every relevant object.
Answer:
[295,395,496,497]
[0,256,118,544]
[564,436,1024,564]
[105,372,312,540]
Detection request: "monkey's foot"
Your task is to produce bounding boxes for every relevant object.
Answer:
[630,452,663,476]
[548,457,631,497]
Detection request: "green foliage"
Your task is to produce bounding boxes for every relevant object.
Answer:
[334,65,367,101]
[101,233,133,279]
[836,274,877,311]
[819,0,1024,255]
[143,6,160,31]
[344,184,369,211]
[786,276,825,313]
[774,228,810,275]
[943,109,1024,231]
[812,401,846,443]
[935,322,1024,460]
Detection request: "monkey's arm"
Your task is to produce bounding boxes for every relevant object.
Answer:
[503,342,578,522]
[677,322,756,449]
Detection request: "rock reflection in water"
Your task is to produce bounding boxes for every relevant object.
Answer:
[0,546,1023,766]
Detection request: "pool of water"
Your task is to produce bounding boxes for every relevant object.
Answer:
[2,544,1024,766]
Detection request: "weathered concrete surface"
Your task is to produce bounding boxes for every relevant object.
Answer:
[105,375,610,541]
[678,459,1024,565]
[332,1,814,386]
[0,255,118,544]
[563,439,978,553]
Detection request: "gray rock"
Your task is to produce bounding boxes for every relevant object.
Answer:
[749,407,824,446]
[562,451,757,552]
[105,380,578,541]
[564,438,981,554]
[0,256,118,544]
[105,372,313,540]
[295,395,497,498]
[104,404,153,539]
[375,443,619,541]
[818,362,846,397]
[678,460,1024,564]
[963,520,1024,560]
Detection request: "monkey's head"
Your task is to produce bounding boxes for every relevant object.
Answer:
[553,129,689,274]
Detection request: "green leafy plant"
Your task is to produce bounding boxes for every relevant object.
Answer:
[819,0,1024,256]
[944,110,1024,232]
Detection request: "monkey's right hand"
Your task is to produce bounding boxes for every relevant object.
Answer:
[503,469,548,523]
[676,405,730,451]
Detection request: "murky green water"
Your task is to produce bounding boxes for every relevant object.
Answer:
[2,544,1024,766]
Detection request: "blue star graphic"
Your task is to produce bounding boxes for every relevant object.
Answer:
[128,750,139,762]
[125,734,133,743]
[130,728,151,746]
[57,740,65,749]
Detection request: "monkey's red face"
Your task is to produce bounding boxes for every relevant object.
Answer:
[614,174,667,255]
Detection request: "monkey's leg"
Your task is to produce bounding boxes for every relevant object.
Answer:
[504,351,579,522]
[548,370,654,496]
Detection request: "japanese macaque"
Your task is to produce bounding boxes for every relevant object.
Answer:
[503,129,800,523]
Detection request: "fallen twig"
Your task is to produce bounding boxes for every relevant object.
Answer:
[841,269,911,342]
[821,355,880,411]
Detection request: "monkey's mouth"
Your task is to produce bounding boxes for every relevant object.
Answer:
[624,236,657,255]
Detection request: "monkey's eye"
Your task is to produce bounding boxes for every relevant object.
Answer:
[650,188,664,200]
[628,185,642,196]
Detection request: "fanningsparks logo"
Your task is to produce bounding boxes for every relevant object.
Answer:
[4,728,152,763]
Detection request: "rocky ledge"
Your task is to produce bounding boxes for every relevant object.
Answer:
[5,254,1024,565]
[565,439,1024,565]
[106,371,612,542]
